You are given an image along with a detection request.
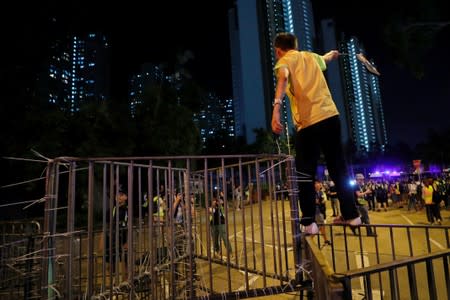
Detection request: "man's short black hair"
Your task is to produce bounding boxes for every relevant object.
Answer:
[274,32,298,51]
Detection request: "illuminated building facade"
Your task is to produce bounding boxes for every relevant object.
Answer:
[338,37,388,153]
[193,93,235,149]
[48,33,110,112]
[229,0,316,143]
[128,64,165,117]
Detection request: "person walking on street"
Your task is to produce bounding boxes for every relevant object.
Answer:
[407,179,419,211]
[327,181,340,217]
[314,180,332,245]
[234,184,243,210]
[375,181,389,212]
[422,176,441,224]
[366,180,376,211]
[271,32,361,234]
[354,174,376,236]
[210,193,233,259]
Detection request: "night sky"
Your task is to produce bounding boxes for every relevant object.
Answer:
[313,0,450,148]
[3,0,450,148]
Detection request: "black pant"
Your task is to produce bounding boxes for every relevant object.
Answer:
[295,116,359,225]
[105,228,128,267]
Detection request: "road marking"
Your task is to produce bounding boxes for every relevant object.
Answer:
[229,225,254,239]
[355,251,370,294]
[355,251,370,286]
[401,214,414,225]
[430,238,445,249]
[401,214,445,249]
[232,228,290,250]
[354,251,383,299]
[237,273,259,291]
[234,233,283,250]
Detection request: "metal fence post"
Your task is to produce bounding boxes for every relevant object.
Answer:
[286,156,303,283]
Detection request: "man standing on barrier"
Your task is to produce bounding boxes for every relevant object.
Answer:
[271,32,361,234]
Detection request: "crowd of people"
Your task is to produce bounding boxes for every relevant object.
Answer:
[290,172,449,248]
[315,173,450,226]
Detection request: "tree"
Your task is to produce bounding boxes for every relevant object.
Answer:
[246,128,279,154]
[415,127,450,167]
[133,81,201,156]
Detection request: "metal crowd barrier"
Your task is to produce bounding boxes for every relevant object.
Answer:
[0,220,42,299]
[3,154,449,300]
[305,223,450,299]
[35,154,313,299]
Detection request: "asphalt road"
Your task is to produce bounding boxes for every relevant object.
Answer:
[252,201,450,300]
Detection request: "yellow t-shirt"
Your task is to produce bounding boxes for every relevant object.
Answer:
[274,50,339,131]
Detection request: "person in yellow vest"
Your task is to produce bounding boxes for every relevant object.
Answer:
[432,179,443,224]
[142,191,166,222]
[422,176,442,225]
[154,194,166,221]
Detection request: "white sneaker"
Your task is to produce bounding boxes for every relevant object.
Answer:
[301,222,319,235]
[333,216,361,226]
[348,217,362,226]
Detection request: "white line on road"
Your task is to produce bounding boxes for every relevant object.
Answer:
[355,251,370,289]
[237,273,260,291]
[401,214,414,225]
[232,228,291,250]
[430,239,445,249]
[354,252,383,299]
[401,214,445,249]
